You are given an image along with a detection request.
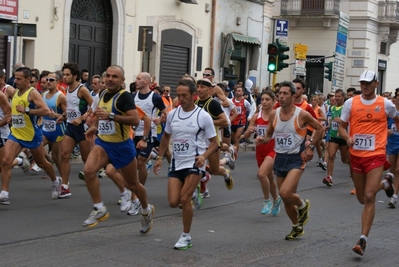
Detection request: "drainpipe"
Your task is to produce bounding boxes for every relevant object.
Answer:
[210,0,216,68]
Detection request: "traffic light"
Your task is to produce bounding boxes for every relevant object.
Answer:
[267,43,278,73]
[276,40,290,71]
[324,62,333,81]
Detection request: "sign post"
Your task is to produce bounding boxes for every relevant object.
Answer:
[332,12,349,92]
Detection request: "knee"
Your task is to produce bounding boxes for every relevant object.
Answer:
[362,190,376,204]
[279,189,291,201]
[328,153,336,161]
[169,200,180,208]
[2,157,13,168]
[257,173,266,180]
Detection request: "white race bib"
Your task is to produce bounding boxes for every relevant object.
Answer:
[98,120,116,135]
[353,134,375,151]
[42,119,56,132]
[67,109,81,121]
[173,138,195,156]
[332,121,339,131]
[391,123,397,133]
[236,106,242,114]
[275,133,294,149]
[256,125,267,137]
[12,114,26,129]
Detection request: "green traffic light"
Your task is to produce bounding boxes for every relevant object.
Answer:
[268,64,276,72]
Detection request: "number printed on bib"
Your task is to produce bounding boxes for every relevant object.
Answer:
[42,119,56,132]
[353,134,375,151]
[275,133,294,149]
[236,106,242,114]
[391,123,397,133]
[173,138,195,155]
[12,114,26,129]
[331,121,339,130]
[256,125,267,137]
[98,120,116,135]
[66,109,80,121]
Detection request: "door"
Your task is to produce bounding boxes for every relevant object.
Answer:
[69,0,112,76]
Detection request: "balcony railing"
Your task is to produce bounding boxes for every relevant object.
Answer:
[281,0,340,16]
[378,1,399,22]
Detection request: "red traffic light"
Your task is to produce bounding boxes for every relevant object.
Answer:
[268,43,278,55]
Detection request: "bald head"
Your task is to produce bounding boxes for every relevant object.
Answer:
[135,72,151,92]
[107,65,125,78]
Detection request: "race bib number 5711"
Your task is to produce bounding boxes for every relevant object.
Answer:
[353,134,375,151]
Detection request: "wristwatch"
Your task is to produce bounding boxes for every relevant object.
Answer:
[108,112,115,120]
[25,107,30,115]
[309,138,313,143]
[142,136,150,142]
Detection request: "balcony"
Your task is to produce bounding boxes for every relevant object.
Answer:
[281,0,340,17]
[378,1,399,23]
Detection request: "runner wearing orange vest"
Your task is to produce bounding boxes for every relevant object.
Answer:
[339,70,398,256]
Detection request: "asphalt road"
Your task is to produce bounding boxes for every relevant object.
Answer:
[0,148,397,267]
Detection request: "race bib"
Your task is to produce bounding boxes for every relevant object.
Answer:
[256,125,267,137]
[66,109,81,121]
[12,114,26,129]
[236,106,242,114]
[391,123,397,132]
[42,119,56,132]
[173,138,195,155]
[275,133,294,149]
[331,121,339,131]
[98,120,116,135]
[353,134,375,151]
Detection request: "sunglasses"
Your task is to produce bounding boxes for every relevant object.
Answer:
[30,80,36,84]
[203,73,212,77]
[164,90,169,92]
[46,78,56,82]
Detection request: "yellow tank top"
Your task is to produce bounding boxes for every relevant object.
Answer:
[98,90,131,143]
[11,88,35,141]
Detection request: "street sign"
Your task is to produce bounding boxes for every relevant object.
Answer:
[332,12,349,89]
[294,59,306,76]
[294,44,308,60]
[276,20,288,37]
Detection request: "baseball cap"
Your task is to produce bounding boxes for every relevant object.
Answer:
[359,70,378,82]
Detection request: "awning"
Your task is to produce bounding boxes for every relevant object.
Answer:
[231,33,260,45]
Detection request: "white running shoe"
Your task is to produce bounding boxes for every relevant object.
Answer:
[120,190,132,212]
[51,177,62,199]
[31,162,41,172]
[82,206,109,228]
[174,234,192,250]
[127,199,141,216]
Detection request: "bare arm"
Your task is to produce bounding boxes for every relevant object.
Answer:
[213,112,228,127]
[213,86,230,108]
[154,131,172,175]
[0,93,10,127]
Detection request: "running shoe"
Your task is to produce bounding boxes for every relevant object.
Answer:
[146,160,154,173]
[322,176,333,186]
[0,192,10,205]
[127,199,141,216]
[200,188,210,198]
[51,177,62,199]
[174,234,192,250]
[317,159,327,171]
[224,169,234,190]
[30,162,41,172]
[192,185,202,210]
[82,206,109,228]
[59,186,71,198]
[98,169,108,179]
[18,155,30,173]
[200,172,211,194]
[78,171,85,181]
[272,196,282,216]
[229,146,235,160]
[285,225,304,241]
[261,199,272,214]
[297,199,310,226]
[352,238,366,256]
[140,204,155,234]
[350,188,356,195]
[388,196,397,208]
[383,172,394,198]
[119,190,132,212]
[224,153,235,170]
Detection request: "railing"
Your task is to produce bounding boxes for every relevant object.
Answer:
[378,1,399,22]
[281,0,340,16]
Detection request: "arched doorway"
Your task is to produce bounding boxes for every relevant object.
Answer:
[69,0,113,76]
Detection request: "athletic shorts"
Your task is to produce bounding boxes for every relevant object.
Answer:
[256,141,276,167]
[65,123,86,143]
[133,136,154,158]
[328,137,347,147]
[43,131,64,143]
[0,138,6,148]
[350,154,386,174]
[223,126,231,138]
[387,142,399,155]
[169,167,204,184]
[95,138,136,169]
[273,152,306,178]
[8,131,42,150]
[231,125,244,133]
